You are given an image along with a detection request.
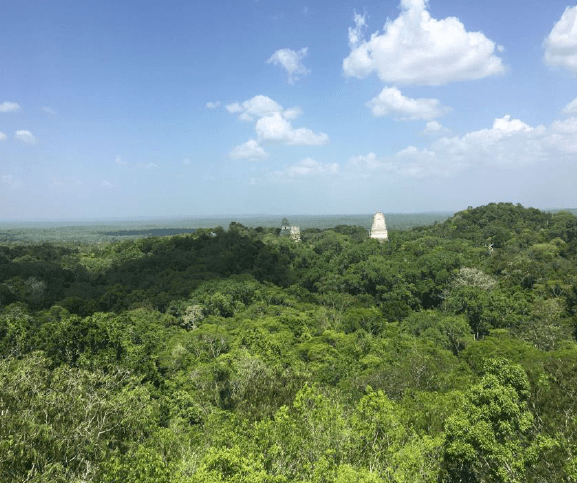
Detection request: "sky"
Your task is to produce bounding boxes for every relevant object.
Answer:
[2,0,577,220]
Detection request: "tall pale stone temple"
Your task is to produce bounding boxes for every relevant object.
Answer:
[370,212,388,241]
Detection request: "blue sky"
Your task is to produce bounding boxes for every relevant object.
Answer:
[2,0,577,220]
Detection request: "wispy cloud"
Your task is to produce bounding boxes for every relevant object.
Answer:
[562,98,577,114]
[366,86,450,120]
[423,121,451,135]
[0,132,6,142]
[205,101,221,109]
[267,47,310,84]
[229,139,269,160]
[41,106,56,115]
[115,155,128,165]
[15,130,37,144]
[0,102,21,113]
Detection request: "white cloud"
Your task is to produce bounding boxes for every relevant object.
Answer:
[562,97,577,114]
[270,158,339,178]
[343,0,505,85]
[544,6,577,74]
[0,102,20,113]
[366,86,450,120]
[15,130,37,144]
[101,180,114,189]
[255,112,329,145]
[348,11,368,48]
[0,132,6,141]
[183,158,191,165]
[42,106,56,115]
[346,113,577,178]
[491,115,533,134]
[226,95,284,121]
[205,101,221,109]
[115,155,127,165]
[423,120,450,135]
[282,106,303,120]
[267,47,310,84]
[227,95,328,146]
[229,139,269,160]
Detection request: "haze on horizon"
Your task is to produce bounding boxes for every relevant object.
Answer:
[2,0,577,221]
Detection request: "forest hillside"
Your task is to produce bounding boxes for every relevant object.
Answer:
[1,202,577,482]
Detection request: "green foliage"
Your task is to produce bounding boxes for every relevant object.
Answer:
[0,202,576,482]
[443,359,535,482]
[0,353,156,483]
[100,445,173,483]
[401,310,472,354]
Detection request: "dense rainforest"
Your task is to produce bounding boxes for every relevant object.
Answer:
[2,202,577,482]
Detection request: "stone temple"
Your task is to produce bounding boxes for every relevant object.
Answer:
[370,212,388,241]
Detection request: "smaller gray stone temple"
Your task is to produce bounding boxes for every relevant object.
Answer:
[370,212,388,241]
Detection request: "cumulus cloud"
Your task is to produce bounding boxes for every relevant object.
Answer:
[255,113,329,145]
[366,86,450,120]
[423,120,451,135]
[15,130,37,144]
[343,0,505,85]
[227,95,328,147]
[267,47,310,83]
[229,139,269,160]
[0,102,21,113]
[0,132,6,141]
[544,6,577,74]
[226,95,287,121]
[346,114,577,178]
[205,101,221,109]
[270,158,339,178]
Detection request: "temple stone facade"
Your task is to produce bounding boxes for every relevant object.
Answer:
[370,212,388,241]
[289,226,301,242]
[280,220,301,242]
